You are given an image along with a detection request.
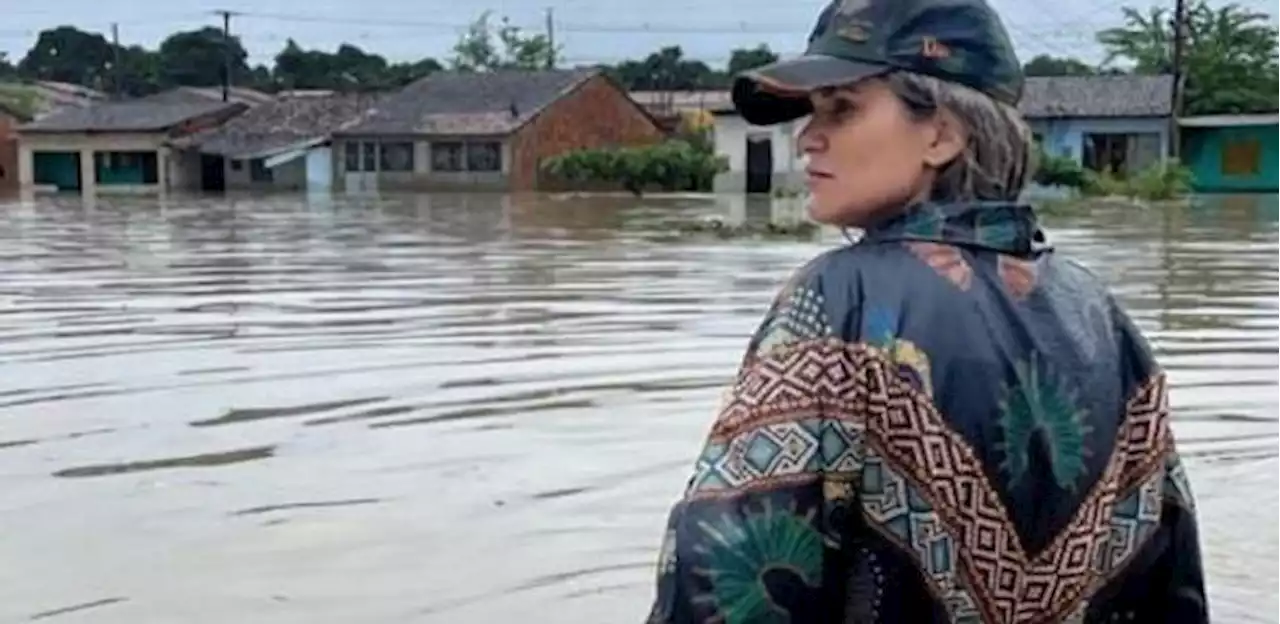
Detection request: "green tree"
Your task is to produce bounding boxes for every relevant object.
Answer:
[0,53,16,80]
[1098,2,1279,114]
[1022,54,1098,76]
[726,44,779,76]
[113,44,161,96]
[451,11,558,72]
[606,46,717,90]
[156,27,251,88]
[274,39,441,90]
[18,26,115,89]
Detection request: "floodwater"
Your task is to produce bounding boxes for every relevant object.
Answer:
[0,192,1275,623]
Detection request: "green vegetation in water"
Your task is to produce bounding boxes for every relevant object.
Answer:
[1034,143,1194,203]
[1082,161,1194,202]
[542,139,728,196]
[675,215,820,240]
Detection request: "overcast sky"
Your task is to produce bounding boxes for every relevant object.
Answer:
[3,0,1276,69]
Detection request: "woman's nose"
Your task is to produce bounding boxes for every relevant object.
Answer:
[797,120,826,154]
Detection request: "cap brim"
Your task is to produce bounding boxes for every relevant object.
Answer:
[732,55,890,126]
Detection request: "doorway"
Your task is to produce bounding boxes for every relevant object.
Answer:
[200,154,226,192]
[745,134,773,194]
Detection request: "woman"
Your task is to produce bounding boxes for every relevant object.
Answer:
[646,0,1208,622]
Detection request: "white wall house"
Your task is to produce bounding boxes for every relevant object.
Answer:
[711,112,807,195]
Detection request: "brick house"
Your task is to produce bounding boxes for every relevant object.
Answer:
[334,68,664,192]
[0,101,30,193]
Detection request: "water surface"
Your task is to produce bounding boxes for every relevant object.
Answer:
[0,193,1275,623]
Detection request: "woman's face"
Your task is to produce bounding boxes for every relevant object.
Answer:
[798,79,954,228]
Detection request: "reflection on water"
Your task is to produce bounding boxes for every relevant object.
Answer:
[0,192,1275,623]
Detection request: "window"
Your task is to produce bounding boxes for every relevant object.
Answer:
[230,160,244,171]
[1031,133,1043,146]
[361,141,377,172]
[1081,132,1161,176]
[430,141,502,172]
[380,141,415,172]
[344,141,361,172]
[93,150,158,185]
[431,141,464,172]
[466,141,502,172]
[1221,139,1261,176]
[250,158,273,182]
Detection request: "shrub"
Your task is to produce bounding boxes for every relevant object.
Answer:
[1081,161,1193,201]
[1033,147,1089,189]
[542,140,728,195]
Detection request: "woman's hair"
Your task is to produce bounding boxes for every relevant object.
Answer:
[883,71,1035,202]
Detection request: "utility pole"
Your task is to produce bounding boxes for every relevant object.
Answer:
[214,10,237,101]
[110,23,122,99]
[545,7,556,70]
[1168,0,1187,159]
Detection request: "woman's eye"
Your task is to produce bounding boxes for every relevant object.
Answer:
[819,100,855,118]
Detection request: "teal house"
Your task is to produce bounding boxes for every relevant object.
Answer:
[1180,114,1279,193]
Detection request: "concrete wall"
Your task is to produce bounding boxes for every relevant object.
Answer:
[1028,116,1170,170]
[711,113,805,194]
[224,156,307,191]
[332,135,512,192]
[1183,123,1279,193]
[17,131,195,193]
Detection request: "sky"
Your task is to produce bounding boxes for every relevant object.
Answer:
[2,0,1277,70]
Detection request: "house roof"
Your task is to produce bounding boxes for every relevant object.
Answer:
[175,93,383,158]
[1019,75,1174,119]
[19,92,245,133]
[630,90,735,114]
[338,68,600,136]
[143,86,276,107]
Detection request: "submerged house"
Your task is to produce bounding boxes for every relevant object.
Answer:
[1021,74,1174,176]
[16,91,247,193]
[174,93,381,192]
[333,68,664,192]
[1179,113,1278,193]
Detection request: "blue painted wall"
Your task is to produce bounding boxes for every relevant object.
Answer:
[1027,116,1169,166]
[1182,124,1278,193]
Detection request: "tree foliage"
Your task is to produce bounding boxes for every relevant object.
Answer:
[1098,1,1279,114]
[1022,54,1098,77]
[543,140,728,195]
[451,11,559,72]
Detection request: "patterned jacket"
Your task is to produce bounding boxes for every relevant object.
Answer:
[646,201,1207,623]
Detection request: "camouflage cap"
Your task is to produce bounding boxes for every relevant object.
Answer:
[732,0,1025,125]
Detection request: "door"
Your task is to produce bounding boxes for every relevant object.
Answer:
[200,154,225,192]
[745,135,773,194]
[306,147,332,192]
[342,140,379,193]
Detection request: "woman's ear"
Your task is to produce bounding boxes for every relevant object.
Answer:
[923,109,967,169]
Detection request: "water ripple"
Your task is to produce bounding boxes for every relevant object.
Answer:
[0,193,1274,623]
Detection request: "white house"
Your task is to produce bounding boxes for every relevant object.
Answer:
[711,108,807,195]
